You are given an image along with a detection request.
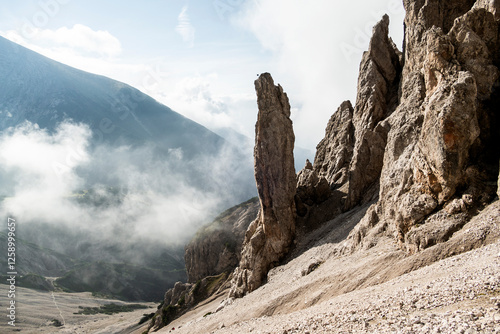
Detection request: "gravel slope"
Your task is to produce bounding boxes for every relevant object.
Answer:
[162,202,500,334]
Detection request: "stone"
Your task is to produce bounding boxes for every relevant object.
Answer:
[184,198,259,283]
[414,71,480,203]
[314,101,354,188]
[473,0,500,20]
[498,162,500,198]
[332,1,500,250]
[377,0,499,247]
[229,73,296,298]
[343,15,401,209]
[296,160,331,216]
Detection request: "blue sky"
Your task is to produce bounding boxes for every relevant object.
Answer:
[0,0,405,151]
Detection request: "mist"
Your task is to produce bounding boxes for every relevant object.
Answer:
[0,119,255,265]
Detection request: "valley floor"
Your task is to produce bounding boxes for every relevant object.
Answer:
[161,202,500,334]
[0,287,155,333]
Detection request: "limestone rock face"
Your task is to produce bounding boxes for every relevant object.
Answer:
[296,159,331,217]
[345,15,402,209]
[313,101,354,188]
[498,160,500,198]
[229,73,296,298]
[313,16,401,211]
[375,0,500,248]
[184,198,259,283]
[311,1,499,253]
[474,0,500,19]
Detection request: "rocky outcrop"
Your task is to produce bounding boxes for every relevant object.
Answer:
[345,14,402,209]
[313,101,354,189]
[147,200,260,332]
[146,1,500,331]
[295,160,331,217]
[306,1,499,254]
[149,273,228,332]
[229,73,296,298]
[343,0,500,252]
[184,198,259,283]
[474,0,500,19]
[312,16,402,213]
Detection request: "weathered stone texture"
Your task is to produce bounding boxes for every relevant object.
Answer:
[229,73,296,298]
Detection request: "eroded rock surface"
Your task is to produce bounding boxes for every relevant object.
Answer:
[295,160,331,217]
[309,1,499,253]
[184,198,259,283]
[345,14,402,209]
[229,73,296,298]
[353,0,500,251]
[313,101,354,189]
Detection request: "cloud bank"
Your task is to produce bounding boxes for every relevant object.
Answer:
[0,120,251,255]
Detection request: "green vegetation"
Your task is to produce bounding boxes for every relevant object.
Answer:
[205,273,227,295]
[55,261,186,301]
[138,312,155,325]
[192,280,201,297]
[51,319,63,327]
[161,305,178,325]
[75,303,148,315]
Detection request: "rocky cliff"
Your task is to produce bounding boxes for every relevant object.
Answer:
[229,0,499,298]
[146,0,500,331]
[343,0,500,253]
[184,198,259,283]
[147,199,259,332]
[294,1,497,256]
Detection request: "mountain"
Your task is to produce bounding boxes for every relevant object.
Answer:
[0,36,257,302]
[0,36,224,156]
[146,0,500,332]
[0,232,186,301]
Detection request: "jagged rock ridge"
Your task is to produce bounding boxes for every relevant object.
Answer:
[146,0,500,331]
[228,0,499,300]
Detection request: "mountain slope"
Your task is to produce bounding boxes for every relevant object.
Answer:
[0,36,224,156]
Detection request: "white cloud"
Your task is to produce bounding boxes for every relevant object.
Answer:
[175,6,195,47]
[3,23,122,58]
[0,121,91,222]
[154,73,261,141]
[0,120,251,246]
[235,0,405,150]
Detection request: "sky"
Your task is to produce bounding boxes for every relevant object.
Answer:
[0,0,406,152]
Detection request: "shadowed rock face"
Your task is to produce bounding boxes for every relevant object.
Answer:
[313,101,354,189]
[229,73,296,298]
[184,198,259,283]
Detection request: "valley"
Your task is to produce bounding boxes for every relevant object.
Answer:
[0,286,155,333]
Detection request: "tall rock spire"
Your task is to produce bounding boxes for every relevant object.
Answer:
[229,73,296,298]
